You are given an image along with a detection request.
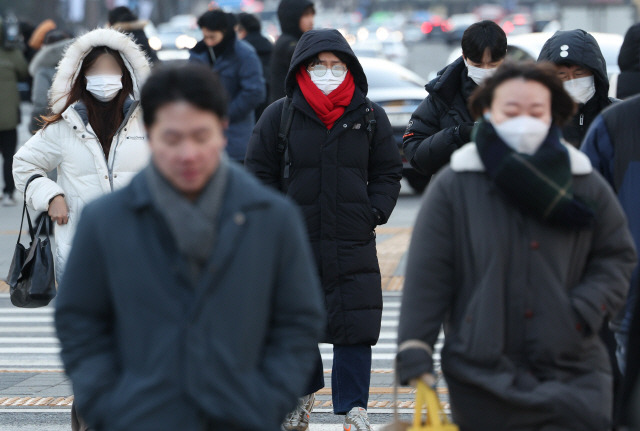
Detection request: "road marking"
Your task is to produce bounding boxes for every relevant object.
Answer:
[0,327,55,332]
[0,347,60,353]
[0,317,53,323]
[0,309,53,314]
[0,337,59,343]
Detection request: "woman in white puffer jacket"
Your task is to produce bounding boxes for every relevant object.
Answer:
[13,28,151,281]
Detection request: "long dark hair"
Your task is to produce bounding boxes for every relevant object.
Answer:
[42,46,134,156]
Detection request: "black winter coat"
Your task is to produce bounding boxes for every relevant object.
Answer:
[402,56,476,177]
[246,29,402,345]
[269,0,313,103]
[244,30,273,119]
[617,23,640,99]
[538,29,614,147]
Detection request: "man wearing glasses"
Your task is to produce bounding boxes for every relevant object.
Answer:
[246,29,402,431]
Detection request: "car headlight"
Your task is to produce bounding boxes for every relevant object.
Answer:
[176,34,198,50]
[148,36,162,51]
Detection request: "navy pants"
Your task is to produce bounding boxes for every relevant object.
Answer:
[305,344,372,415]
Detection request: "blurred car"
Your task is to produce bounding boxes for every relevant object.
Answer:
[499,13,533,36]
[152,22,201,61]
[445,13,478,45]
[359,57,430,193]
[446,32,624,78]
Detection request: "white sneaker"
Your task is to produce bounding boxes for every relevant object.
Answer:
[282,393,315,431]
[2,193,16,207]
[343,407,371,431]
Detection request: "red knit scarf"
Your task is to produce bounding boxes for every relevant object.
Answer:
[296,67,355,129]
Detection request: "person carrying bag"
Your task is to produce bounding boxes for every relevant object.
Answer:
[7,174,56,308]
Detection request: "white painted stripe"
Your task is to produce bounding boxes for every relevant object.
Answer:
[0,337,59,343]
[0,309,53,314]
[0,360,63,366]
[381,311,399,317]
[0,327,55,333]
[0,347,60,354]
[0,368,64,372]
[321,353,440,361]
[0,317,53,323]
[0,409,71,413]
[320,343,396,350]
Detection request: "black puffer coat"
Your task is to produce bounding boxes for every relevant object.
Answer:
[269,0,313,103]
[402,57,476,177]
[617,23,640,99]
[538,29,614,147]
[246,29,402,345]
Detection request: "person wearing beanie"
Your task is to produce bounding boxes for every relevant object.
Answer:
[108,5,159,64]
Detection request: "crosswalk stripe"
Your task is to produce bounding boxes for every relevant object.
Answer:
[0,317,53,323]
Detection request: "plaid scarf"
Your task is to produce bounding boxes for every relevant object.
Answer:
[475,120,594,228]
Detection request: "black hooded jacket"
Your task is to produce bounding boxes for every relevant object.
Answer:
[269,0,313,103]
[246,29,402,345]
[402,56,477,177]
[617,23,640,99]
[538,29,614,147]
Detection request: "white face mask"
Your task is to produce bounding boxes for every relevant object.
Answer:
[86,74,123,102]
[563,75,596,105]
[464,58,497,85]
[308,70,346,95]
[492,115,551,155]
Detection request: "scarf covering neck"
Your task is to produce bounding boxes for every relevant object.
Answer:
[145,156,230,283]
[475,120,594,228]
[296,67,355,129]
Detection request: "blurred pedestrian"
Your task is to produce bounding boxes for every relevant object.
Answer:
[269,0,314,103]
[55,63,325,431]
[0,15,28,206]
[27,19,56,53]
[108,6,159,65]
[29,29,72,134]
[236,12,272,120]
[246,29,402,431]
[13,29,151,429]
[190,10,265,163]
[581,95,640,379]
[397,61,636,431]
[403,20,506,180]
[538,29,615,147]
[617,22,640,100]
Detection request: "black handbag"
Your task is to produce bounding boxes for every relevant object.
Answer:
[7,174,56,308]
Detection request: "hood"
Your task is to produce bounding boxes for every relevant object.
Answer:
[49,28,151,115]
[278,0,313,38]
[537,29,609,102]
[244,32,273,56]
[619,23,640,72]
[28,39,71,76]
[285,28,367,97]
[111,20,147,33]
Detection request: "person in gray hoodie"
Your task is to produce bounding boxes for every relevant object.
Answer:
[29,29,71,134]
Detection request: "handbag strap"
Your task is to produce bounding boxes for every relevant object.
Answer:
[17,174,45,245]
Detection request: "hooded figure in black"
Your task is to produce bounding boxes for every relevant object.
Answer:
[538,29,615,147]
[269,0,314,103]
[617,23,640,100]
[246,29,402,430]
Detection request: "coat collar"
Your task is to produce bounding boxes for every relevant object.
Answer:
[450,142,593,175]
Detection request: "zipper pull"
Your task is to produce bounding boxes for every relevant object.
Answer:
[579,114,584,126]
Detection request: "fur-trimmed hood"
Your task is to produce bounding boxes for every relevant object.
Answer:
[28,39,71,77]
[49,28,151,114]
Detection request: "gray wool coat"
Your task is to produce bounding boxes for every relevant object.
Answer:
[397,143,637,431]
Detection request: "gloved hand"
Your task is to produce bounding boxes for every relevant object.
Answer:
[409,373,436,388]
[456,122,475,144]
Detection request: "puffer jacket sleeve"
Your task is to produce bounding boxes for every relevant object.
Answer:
[228,44,266,122]
[569,172,637,335]
[402,96,467,177]
[396,169,456,385]
[245,100,284,190]
[13,127,65,211]
[368,103,402,223]
[580,115,615,187]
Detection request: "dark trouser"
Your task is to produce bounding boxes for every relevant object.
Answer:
[0,129,17,195]
[305,344,372,415]
[71,401,91,431]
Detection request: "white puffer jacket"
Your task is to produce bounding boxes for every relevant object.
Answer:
[13,28,151,278]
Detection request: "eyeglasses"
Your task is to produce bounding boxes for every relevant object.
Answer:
[308,64,347,77]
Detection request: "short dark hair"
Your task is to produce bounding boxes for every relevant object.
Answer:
[468,61,576,126]
[236,13,261,33]
[197,10,231,32]
[108,6,137,25]
[461,20,507,63]
[141,64,228,127]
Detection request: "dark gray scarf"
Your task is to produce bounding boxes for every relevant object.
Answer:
[145,157,229,282]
